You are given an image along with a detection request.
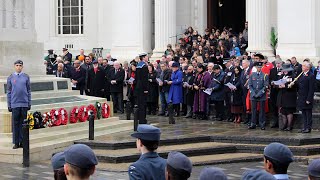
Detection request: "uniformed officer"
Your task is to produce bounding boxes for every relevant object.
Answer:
[308,159,320,180]
[248,61,269,130]
[199,167,228,180]
[134,53,149,124]
[166,151,192,180]
[129,124,166,180]
[263,142,294,180]
[242,169,276,180]
[223,58,235,122]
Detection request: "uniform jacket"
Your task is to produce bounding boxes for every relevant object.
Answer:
[297,71,315,110]
[134,62,149,96]
[248,72,269,101]
[168,70,183,104]
[210,71,225,101]
[107,68,125,93]
[128,152,166,180]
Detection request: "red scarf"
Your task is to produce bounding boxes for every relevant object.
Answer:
[131,72,135,90]
[94,67,98,74]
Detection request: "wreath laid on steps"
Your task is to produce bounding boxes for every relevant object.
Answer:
[95,102,102,119]
[102,103,111,118]
[42,112,53,127]
[51,109,61,126]
[70,107,79,123]
[59,108,68,125]
[78,106,89,122]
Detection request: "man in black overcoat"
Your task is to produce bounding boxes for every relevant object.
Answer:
[134,53,149,124]
[297,62,315,133]
[86,60,106,98]
[108,61,125,113]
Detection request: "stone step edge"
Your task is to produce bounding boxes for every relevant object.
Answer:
[76,135,212,150]
[0,121,133,147]
[0,125,134,155]
[95,145,237,163]
[0,90,78,101]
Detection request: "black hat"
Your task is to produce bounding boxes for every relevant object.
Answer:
[62,48,68,51]
[14,60,23,65]
[308,159,320,177]
[64,144,98,169]
[264,142,294,164]
[130,61,137,67]
[167,151,192,174]
[131,124,161,141]
[253,61,263,67]
[51,152,65,170]
[172,62,180,67]
[199,167,227,180]
[197,63,205,69]
[213,64,221,70]
[254,53,264,60]
[281,63,294,72]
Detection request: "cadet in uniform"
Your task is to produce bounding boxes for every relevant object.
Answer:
[166,151,192,180]
[242,169,276,180]
[308,159,320,180]
[129,124,166,180]
[248,61,269,130]
[263,142,294,180]
[135,53,149,124]
[199,167,228,180]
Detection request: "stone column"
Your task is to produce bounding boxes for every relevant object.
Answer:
[246,0,273,56]
[151,0,176,60]
[277,0,320,61]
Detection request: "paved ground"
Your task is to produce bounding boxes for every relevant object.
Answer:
[0,161,308,180]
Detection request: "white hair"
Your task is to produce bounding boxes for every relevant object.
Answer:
[113,61,120,66]
[303,61,311,68]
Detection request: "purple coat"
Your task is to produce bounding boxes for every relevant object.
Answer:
[193,71,211,113]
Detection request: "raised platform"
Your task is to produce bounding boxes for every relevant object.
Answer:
[76,116,320,171]
[0,117,133,163]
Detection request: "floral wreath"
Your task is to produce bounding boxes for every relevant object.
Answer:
[42,112,53,127]
[59,108,68,125]
[87,104,97,119]
[102,103,110,118]
[70,107,79,123]
[51,109,61,126]
[78,106,89,122]
[33,111,44,129]
[27,112,34,130]
[95,102,102,119]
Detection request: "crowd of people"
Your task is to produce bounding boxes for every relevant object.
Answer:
[51,124,320,180]
[44,24,317,133]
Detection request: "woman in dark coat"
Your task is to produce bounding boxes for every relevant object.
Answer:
[276,64,297,131]
[127,62,137,111]
[146,64,159,115]
[230,66,243,123]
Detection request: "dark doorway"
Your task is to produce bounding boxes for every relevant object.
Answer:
[207,0,246,34]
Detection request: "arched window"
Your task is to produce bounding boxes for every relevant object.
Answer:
[57,0,83,35]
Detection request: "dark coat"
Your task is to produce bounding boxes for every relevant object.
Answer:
[224,66,235,93]
[240,67,251,96]
[183,72,195,105]
[293,62,302,75]
[248,72,269,101]
[168,70,183,104]
[108,68,125,93]
[103,65,112,92]
[87,66,106,97]
[269,67,282,104]
[147,71,159,103]
[210,71,225,101]
[230,74,243,106]
[69,67,86,90]
[54,70,69,78]
[159,69,172,93]
[297,71,315,110]
[134,63,149,96]
[128,152,166,180]
[277,74,297,108]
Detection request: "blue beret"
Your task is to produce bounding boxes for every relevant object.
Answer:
[308,159,320,177]
[14,60,23,65]
[51,152,65,170]
[167,151,192,174]
[64,144,98,169]
[172,62,179,67]
[92,60,98,64]
[242,169,276,180]
[199,167,227,180]
[264,143,294,164]
[131,124,161,141]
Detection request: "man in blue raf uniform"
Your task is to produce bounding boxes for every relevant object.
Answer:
[308,159,320,180]
[7,60,31,149]
[248,61,269,130]
[263,142,294,180]
[134,53,149,124]
[165,151,192,180]
[129,124,166,180]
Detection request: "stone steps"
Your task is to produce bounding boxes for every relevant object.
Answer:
[93,142,236,163]
[0,117,133,163]
[0,118,128,146]
[95,153,263,172]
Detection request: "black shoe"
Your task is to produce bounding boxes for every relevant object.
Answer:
[271,124,279,128]
[261,127,266,130]
[13,144,19,149]
[302,129,311,133]
[248,125,256,129]
[19,143,23,148]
